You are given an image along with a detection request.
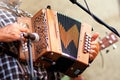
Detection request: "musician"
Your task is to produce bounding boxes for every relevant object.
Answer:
[0,0,99,80]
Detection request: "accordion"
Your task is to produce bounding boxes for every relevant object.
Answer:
[18,8,92,77]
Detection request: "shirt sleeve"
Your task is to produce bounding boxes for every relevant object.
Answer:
[0,9,17,28]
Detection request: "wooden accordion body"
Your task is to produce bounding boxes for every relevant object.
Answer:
[18,8,92,77]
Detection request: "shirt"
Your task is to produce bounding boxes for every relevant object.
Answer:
[0,2,61,80]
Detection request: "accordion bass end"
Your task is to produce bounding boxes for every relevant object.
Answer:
[18,8,92,78]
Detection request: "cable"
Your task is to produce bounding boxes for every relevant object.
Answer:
[69,0,120,38]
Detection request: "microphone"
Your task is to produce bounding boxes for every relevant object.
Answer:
[23,33,40,42]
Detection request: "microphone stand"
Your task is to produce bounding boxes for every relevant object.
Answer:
[27,39,37,80]
[69,0,120,38]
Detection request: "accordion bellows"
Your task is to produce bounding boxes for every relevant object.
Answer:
[18,8,91,77]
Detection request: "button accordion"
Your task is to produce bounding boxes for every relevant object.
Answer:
[18,8,92,78]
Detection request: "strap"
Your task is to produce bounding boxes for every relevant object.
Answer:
[16,60,30,79]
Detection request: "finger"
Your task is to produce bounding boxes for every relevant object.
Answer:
[19,27,29,32]
[91,32,99,41]
[89,41,100,61]
[91,42,100,53]
[89,49,98,61]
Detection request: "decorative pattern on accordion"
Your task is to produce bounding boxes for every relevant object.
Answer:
[32,10,49,54]
[57,13,81,59]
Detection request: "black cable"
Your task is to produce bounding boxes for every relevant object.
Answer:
[83,0,91,13]
[69,0,120,38]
